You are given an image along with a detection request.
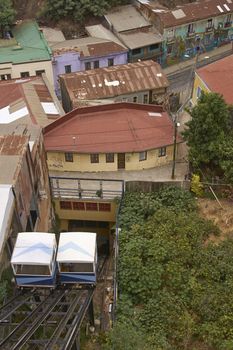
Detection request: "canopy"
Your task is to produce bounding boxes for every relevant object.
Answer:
[11,232,56,265]
[57,232,96,263]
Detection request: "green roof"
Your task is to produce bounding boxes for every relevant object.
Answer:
[0,21,51,64]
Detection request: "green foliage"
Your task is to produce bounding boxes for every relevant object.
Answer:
[0,0,16,38]
[43,0,129,22]
[114,187,233,349]
[191,174,203,197]
[183,92,231,170]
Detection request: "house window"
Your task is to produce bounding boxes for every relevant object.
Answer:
[73,202,85,210]
[225,14,232,26]
[1,74,11,80]
[133,96,138,103]
[197,86,202,99]
[207,19,213,29]
[99,203,111,212]
[132,48,141,55]
[36,70,45,76]
[65,152,73,162]
[139,151,147,161]
[108,58,114,66]
[106,153,114,163]
[143,94,148,104]
[187,23,194,33]
[149,43,159,51]
[90,154,99,163]
[65,65,71,74]
[94,60,99,69]
[85,62,91,70]
[20,72,30,78]
[158,147,166,157]
[86,202,98,211]
[60,201,72,210]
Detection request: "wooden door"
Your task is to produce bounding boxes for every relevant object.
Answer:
[117,153,125,169]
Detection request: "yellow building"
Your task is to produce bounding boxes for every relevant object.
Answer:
[44,103,181,172]
[44,102,182,252]
[192,54,233,105]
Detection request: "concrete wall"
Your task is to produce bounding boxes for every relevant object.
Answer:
[46,146,174,172]
[0,60,54,88]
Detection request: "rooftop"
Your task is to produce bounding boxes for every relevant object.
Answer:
[141,0,233,28]
[60,60,169,102]
[0,76,64,127]
[104,5,152,32]
[0,20,51,64]
[44,103,181,153]
[51,36,127,57]
[196,54,233,104]
[117,29,163,49]
[85,24,126,47]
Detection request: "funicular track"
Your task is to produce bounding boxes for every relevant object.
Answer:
[0,286,95,349]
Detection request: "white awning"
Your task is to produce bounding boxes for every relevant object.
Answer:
[57,232,96,263]
[11,232,56,265]
[0,185,14,255]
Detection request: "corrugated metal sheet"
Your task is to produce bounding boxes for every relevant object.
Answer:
[61,60,169,101]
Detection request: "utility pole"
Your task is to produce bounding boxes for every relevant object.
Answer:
[171,115,180,180]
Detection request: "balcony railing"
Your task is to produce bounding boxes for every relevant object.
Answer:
[187,30,195,37]
[206,26,214,32]
[49,176,124,200]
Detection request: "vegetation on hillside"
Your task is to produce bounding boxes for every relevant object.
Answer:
[103,187,233,349]
[41,0,130,23]
[183,92,233,183]
[0,0,15,38]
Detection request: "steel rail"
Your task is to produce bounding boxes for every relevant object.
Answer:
[11,288,68,350]
[44,290,85,349]
[62,289,94,350]
[0,290,54,348]
[0,290,36,322]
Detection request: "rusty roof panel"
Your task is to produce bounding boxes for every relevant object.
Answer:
[60,60,169,102]
[0,135,28,155]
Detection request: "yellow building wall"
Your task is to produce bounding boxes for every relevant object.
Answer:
[1,60,54,88]
[47,145,174,172]
[192,73,210,105]
[54,199,117,223]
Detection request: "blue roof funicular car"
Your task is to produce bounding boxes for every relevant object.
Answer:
[57,232,97,285]
[11,232,57,288]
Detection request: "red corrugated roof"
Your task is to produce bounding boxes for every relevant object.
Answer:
[197,54,233,104]
[44,103,181,153]
[146,0,233,28]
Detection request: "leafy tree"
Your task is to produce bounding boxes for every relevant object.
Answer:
[43,0,130,22]
[0,0,16,38]
[114,188,233,349]
[182,92,231,170]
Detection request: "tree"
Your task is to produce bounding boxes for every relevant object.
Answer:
[182,92,231,170]
[43,0,130,22]
[0,0,16,38]
[115,188,233,349]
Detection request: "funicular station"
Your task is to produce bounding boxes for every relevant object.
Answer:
[0,176,123,349]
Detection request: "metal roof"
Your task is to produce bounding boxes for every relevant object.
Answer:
[0,20,51,64]
[85,25,127,47]
[0,76,64,127]
[44,103,181,154]
[60,60,169,102]
[52,37,127,57]
[117,30,163,49]
[105,5,151,32]
[144,0,233,28]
